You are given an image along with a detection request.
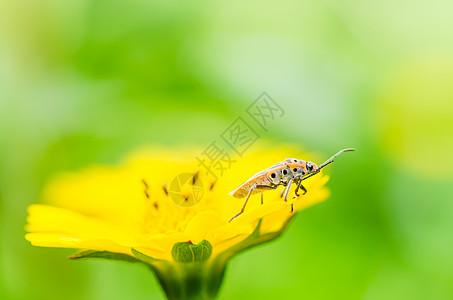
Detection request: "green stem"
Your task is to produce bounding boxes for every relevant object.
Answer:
[146,217,295,299]
[150,260,226,300]
[71,217,296,300]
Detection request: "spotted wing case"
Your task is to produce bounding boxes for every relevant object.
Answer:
[228,162,285,198]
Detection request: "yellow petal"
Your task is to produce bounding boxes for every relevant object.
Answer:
[25,145,333,261]
[184,211,227,243]
[25,233,132,255]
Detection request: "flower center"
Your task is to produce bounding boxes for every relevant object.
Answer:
[141,170,217,235]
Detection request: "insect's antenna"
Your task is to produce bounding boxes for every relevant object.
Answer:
[318,148,355,170]
[302,148,355,181]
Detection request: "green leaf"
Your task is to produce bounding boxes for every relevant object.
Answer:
[131,248,161,265]
[68,250,140,263]
[217,214,296,262]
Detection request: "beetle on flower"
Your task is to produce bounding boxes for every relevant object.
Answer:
[25,145,343,300]
[228,148,355,222]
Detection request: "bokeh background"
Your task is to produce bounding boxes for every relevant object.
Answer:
[1,0,453,299]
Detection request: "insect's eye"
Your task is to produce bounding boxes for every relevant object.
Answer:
[307,163,313,171]
[271,173,276,178]
[283,169,287,175]
[293,168,297,172]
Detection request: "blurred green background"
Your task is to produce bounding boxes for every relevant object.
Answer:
[1,0,453,299]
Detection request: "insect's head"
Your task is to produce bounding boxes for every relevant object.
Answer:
[268,170,282,185]
[305,161,319,174]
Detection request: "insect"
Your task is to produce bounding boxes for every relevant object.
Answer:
[228,148,355,222]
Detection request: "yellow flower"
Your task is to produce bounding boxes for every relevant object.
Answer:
[25,145,330,299]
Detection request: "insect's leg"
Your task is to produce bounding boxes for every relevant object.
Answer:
[294,180,301,197]
[284,179,293,202]
[294,180,307,197]
[280,185,287,198]
[255,185,279,204]
[291,203,294,213]
[299,184,307,195]
[255,185,279,190]
[229,187,254,222]
[229,185,278,222]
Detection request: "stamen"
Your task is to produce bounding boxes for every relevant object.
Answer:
[162,183,168,195]
[141,178,149,188]
[192,170,199,185]
[210,181,217,191]
[142,179,150,199]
